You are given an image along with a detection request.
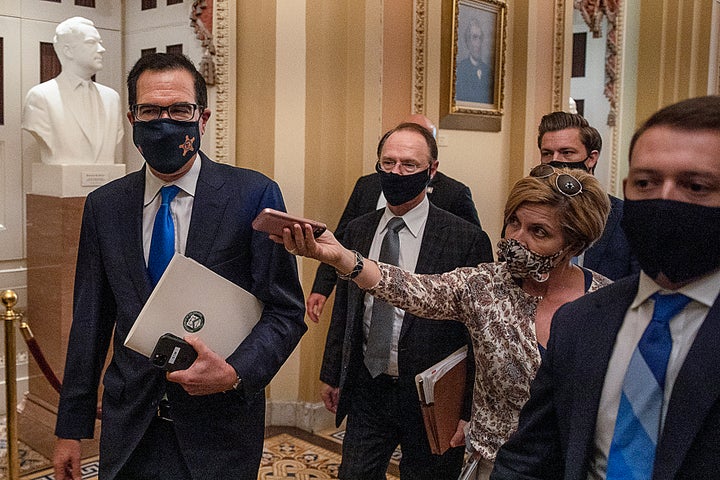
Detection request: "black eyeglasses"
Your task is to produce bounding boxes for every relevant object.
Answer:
[529,164,583,197]
[131,102,203,122]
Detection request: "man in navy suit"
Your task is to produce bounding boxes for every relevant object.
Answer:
[491,96,720,479]
[306,114,481,322]
[53,53,306,480]
[320,123,494,479]
[537,111,639,281]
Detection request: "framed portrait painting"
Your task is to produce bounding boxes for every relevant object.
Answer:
[439,0,506,131]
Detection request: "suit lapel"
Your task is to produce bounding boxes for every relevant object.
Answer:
[655,296,720,478]
[120,168,154,302]
[564,279,638,477]
[414,205,447,274]
[185,153,227,264]
[347,212,383,351]
[399,205,447,340]
[352,211,381,308]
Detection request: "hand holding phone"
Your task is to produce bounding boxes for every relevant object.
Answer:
[151,333,198,371]
[252,208,327,238]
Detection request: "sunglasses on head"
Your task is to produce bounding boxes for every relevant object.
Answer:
[529,164,583,197]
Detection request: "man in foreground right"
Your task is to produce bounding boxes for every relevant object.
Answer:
[491,96,720,479]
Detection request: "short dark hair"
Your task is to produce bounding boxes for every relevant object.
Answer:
[376,122,438,163]
[629,95,720,161]
[537,111,602,154]
[127,53,207,109]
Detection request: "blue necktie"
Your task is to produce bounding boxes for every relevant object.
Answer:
[606,292,691,480]
[148,185,180,285]
[364,217,405,378]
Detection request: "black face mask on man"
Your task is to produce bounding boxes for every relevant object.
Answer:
[133,119,201,174]
[622,198,720,284]
[375,162,431,206]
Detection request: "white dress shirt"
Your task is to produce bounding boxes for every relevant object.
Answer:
[142,158,201,266]
[363,196,429,377]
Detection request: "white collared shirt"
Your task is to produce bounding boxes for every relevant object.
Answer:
[362,196,429,376]
[587,268,720,479]
[142,158,201,266]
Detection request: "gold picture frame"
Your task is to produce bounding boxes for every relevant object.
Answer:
[439,0,506,131]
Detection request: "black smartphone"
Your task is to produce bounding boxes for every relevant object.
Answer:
[252,208,327,238]
[151,333,198,371]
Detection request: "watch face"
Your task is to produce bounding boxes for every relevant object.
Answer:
[338,251,363,280]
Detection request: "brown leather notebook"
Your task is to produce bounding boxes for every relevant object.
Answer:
[415,346,468,455]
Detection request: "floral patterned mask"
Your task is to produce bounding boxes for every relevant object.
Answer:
[497,238,566,283]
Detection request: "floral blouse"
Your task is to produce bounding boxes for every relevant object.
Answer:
[367,261,611,461]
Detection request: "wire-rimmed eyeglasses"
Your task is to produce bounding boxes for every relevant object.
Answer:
[376,159,428,175]
[529,164,583,197]
[131,102,204,122]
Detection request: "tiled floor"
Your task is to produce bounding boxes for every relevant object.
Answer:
[14,426,400,480]
[265,426,401,478]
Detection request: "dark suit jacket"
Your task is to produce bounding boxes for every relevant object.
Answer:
[491,274,720,479]
[55,153,307,479]
[583,195,640,281]
[319,204,493,426]
[311,171,481,297]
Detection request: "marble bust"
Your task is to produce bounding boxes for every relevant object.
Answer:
[22,17,124,165]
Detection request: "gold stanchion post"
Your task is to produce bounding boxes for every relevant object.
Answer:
[1,290,21,480]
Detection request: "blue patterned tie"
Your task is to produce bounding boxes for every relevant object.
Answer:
[148,185,180,285]
[606,292,691,480]
[364,217,405,378]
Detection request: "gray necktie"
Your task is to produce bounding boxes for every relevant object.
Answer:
[364,217,406,378]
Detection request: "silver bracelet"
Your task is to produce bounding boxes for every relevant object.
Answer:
[336,250,364,280]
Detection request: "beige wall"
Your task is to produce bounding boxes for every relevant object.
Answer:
[235,2,277,176]
[231,0,715,422]
[636,0,713,124]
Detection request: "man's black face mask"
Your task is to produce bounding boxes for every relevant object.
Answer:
[622,198,720,283]
[375,163,431,206]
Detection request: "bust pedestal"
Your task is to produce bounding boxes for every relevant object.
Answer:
[30,163,126,198]
[19,163,125,458]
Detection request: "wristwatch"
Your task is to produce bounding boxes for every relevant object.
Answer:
[336,250,364,280]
